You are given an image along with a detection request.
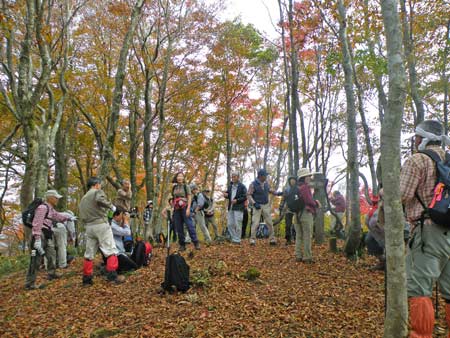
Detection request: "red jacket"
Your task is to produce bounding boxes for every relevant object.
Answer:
[330,195,346,213]
[298,182,318,215]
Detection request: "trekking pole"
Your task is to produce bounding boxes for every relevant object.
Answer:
[167,218,170,256]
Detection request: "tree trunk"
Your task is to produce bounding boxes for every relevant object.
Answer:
[99,0,146,179]
[337,0,361,256]
[381,0,409,336]
[400,0,424,125]
[443,20,450,136]
[312,173,326,244]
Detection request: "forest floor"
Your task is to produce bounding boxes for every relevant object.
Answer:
[0,239,448,338]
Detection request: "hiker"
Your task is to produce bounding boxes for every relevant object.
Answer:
[247,169,282,246]
[364,195,385,271]
[143,200,154,241]
[329,190,346,232]
[171,172,200,251]
[190,184,212,244]
[110,208,138,273]
[224,172,247,244]
[53,210,76,269]
[241,200,249,239]
[162,198,177,242]
[295,168,321,263]
[399,119,450,337]
[279,175,298,245]
[202,188,220,240]
[79,177,125,285]
[113,179,132,212]
[25,190,75,290]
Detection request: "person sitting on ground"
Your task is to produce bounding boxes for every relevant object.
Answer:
[25,190,75,290]
[53,210,76,269]
[110,208,138,273]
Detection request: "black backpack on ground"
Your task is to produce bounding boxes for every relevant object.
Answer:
[256,223,269,238]
[417,149,450,227]
[22,198,49,228]
[161,253,190,293]
[286,185,305,213]
[131,240,150,268]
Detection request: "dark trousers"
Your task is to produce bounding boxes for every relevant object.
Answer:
[285,213,294,241]
[365,232,384,256]
[173,208,198,245]
[118,254,138,273]
[25,236,56,287]
[241,208,249,238]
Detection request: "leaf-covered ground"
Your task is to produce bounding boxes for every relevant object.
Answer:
[0,240,447,337]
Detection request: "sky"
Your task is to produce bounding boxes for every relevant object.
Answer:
[222,0,280,38]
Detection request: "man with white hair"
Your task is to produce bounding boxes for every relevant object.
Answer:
[400,119,450,337]
[25,190,75,290]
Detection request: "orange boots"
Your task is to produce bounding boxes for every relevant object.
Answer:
[409,297,434,338]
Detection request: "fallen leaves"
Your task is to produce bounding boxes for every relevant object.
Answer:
[0,240,447,337]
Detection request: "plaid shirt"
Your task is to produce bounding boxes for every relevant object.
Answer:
[400,145,445,223]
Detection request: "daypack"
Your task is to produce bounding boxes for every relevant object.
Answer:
[131,240,152,268]
[161,253,190,293]
[418,149,450,227]
[193,193,209,211]
[286,185,305,213]
[256,223,269,239]
[22,198,49,228]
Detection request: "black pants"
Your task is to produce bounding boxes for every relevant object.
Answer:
[102,253,138,273]
[285,213,294,241]
[241,208,249,238]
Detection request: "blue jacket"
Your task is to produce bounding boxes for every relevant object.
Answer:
[226,182,247,211]
[250,179,270,205]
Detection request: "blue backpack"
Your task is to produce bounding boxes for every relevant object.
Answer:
[417,149,450,227]
[256,223,269,239]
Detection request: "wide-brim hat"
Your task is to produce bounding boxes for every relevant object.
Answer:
[45,189,63,199]
[297,168,313,179]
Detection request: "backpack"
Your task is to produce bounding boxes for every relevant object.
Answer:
[417,149,450,227]
[22,198,49,228]
[201,193,210,210]
[256,223,269,239]
[286,185,305,213]
[131,240,152,268]
[161,253,190,293]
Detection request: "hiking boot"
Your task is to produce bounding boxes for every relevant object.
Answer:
[231,241,241,245]
[82,275,93,286]
[113,275,126,284]
[249,239,256,246]
[269,240,277,246]
[302,258,315,264]
[194,242,201,250]
[25,284,45,291]
[295,257,303,262]
[285,239,292,246]
[369,260,386,271]
[67,255,75,265]
[48,272,62,280]
[179,244,186,252]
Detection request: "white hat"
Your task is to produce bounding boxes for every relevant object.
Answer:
[147,200,153,205]
[45,190,63,199]
[297,168,313,179]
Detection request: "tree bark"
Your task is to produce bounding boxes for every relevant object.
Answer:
[337,0,361,256]
[99,0,146,179]
[381,0,409,336]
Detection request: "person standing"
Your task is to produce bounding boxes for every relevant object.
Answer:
[53,210,76,269]
[279,176,298,245]
[329,190,346,232]
[202,188,220,240]
[241,200,249,239]
[143,200,154,241]
[79,177,125,285]
[224,172,247,244]
[113,179,132,212]
[191,184,212,244]
[171,172,200,251]
[247,169,282,246]
[295,168,320,263]
[25,190,74,290]
[399,120,450,338]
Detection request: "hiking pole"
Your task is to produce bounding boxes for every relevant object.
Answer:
[436,282,439,319]
[167,217,170,256]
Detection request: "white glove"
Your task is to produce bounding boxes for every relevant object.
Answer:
[111,205,116,212]
[33,237,45,256]
[69,215,77,222]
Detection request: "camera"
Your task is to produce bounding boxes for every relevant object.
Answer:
[130,207,139,218]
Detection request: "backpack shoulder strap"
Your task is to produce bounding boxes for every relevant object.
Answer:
[418,149,442,163]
